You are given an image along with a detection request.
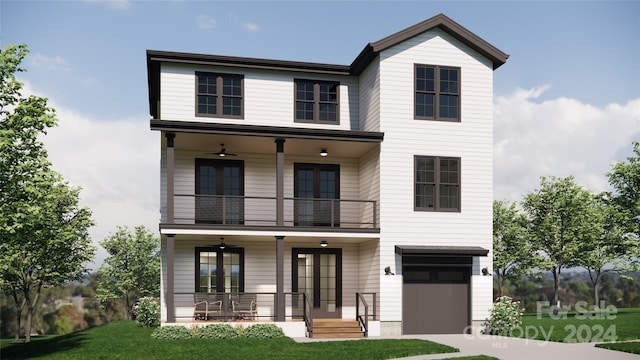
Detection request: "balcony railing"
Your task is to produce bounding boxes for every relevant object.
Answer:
[171,194,378,229]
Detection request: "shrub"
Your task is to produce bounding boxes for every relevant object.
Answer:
[134,297,160,327]
[151,325,194,339]
[483,296,524,336]
[243,323,285,338]
[195,324,241,339]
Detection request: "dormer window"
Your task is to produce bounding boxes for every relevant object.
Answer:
[196,72,244,118]
[295,79,339,124]
[415,65,460,121]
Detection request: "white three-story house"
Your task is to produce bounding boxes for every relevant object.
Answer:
[146,13,508,337]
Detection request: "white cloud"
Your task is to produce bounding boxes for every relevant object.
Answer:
[494,86,640,203]
[28,53,70,72]
[23,81,159,270]
[83,0,131,11]
[197,14,216,30]
[244,22,259,32]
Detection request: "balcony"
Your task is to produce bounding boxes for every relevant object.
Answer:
[170,194,378,230]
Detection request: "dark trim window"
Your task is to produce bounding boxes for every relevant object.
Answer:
[195,247,244,294]
[415,156,460,212]
[415,65,460,121]
[295,79,339,124]
[294,163,340,226]
[195,159,244,224]
[196,72,243,118]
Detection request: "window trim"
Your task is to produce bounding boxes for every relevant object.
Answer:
[195,71,244,119]
[414,155,461,212]
[414,64,461,122]
[294,79,340,125]
[194,158,245,225]
[194,246,245,293]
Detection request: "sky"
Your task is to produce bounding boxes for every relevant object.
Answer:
[2,0,639,269]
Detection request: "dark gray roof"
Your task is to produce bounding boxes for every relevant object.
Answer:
[147,13,509,117]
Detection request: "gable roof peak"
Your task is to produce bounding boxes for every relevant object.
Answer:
[351,13,508,73]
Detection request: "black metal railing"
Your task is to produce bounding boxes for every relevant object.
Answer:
[172,194,378,229]
[356,292,377,337]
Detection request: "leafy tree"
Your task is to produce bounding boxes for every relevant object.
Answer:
[575,193,639,304]
[493,200,539,297]
[97,226,160,320]
[522,176,598,305]
[0,44,95,342]
[607,141,640,240]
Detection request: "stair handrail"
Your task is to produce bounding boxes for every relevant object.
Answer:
[355,292,368,337]
[303,292,313,338]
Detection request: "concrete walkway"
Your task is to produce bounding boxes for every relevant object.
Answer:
[294,334,640,359]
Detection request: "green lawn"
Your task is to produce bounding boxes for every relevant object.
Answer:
[596,341,640,355]
[514,307,640,343]
[1,321,458,360]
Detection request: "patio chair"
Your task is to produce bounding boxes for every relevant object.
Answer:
[193,293,222,320]
[232,296,257,320]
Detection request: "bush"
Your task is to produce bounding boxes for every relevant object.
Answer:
[151,325,194,339]
[134,297,160,327]
[243,323,285,338]
[483,296,524,336]
[195,324,241,339]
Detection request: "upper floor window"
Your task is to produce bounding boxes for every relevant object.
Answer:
[295,79,339,124]
[415,65,460,121]
[196,72,243,118]
[415,156,460,212]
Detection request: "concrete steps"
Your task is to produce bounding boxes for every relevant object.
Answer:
[312,319,364,339]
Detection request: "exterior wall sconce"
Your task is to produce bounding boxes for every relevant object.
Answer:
[320,149,328,157]
[320,240,328,247]
[482,267,491,276]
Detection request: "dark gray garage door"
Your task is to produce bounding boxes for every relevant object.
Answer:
[402,260,471,334]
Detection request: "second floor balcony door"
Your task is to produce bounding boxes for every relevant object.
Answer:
[294,163,340,227]
[195,159,244,224]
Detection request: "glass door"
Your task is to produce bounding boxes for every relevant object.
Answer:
[293,248,342,318]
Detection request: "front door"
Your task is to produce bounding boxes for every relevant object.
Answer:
[292,248,342,318]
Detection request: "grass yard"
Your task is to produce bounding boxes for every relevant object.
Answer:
[0,321,458,360]
[514,307,640,343]
[595,341,640,355]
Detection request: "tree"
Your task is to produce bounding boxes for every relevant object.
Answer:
[575,193,639,305]
[521,176,598,305]
[96,226,160,320]
[493,200,539,297]
[0,44,95,342]
[607,141,640,240]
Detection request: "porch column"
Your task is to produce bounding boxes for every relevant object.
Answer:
[275,138,285,226]
[166,234,175,323]
[165,132,175,224]
[275,235,285,321]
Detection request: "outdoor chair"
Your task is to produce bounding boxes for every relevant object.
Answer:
[193,293,222,320]
[232,296,257,320]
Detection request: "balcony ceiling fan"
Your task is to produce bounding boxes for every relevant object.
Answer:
[208,237,237,250]
[207,143,238,157]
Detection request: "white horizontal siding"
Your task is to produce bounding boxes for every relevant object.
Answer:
[160,63,360,131]
[359,58,380,132]
[376,28,494,323]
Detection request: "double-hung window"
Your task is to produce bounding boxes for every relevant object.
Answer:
[196,72,243,118]
[415,65,460,121]
[415,156,460,212]
[295,79,339,124]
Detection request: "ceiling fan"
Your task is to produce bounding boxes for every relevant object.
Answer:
[208,237,237,250]
[207,143,238,157]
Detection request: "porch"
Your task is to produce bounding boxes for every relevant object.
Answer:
[166,291,378,338]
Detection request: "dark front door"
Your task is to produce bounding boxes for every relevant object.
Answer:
[195,159,244,224]
[294,163,339,227]
[293,248,342,318]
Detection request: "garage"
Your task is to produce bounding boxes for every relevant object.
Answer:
[396,246,488,335]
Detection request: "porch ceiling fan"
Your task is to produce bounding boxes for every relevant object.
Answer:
[208,237,237,250]
[207,143,238,157]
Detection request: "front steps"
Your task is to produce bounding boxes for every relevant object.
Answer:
[312,319,364,339]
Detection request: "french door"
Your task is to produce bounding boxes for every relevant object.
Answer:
[292,248,342,318]
[195,159,244,224]
[294,163,340,227]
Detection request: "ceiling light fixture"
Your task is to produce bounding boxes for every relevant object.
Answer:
[320,149,328,157]
[320,240,328,247]
[219,237,226,250]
